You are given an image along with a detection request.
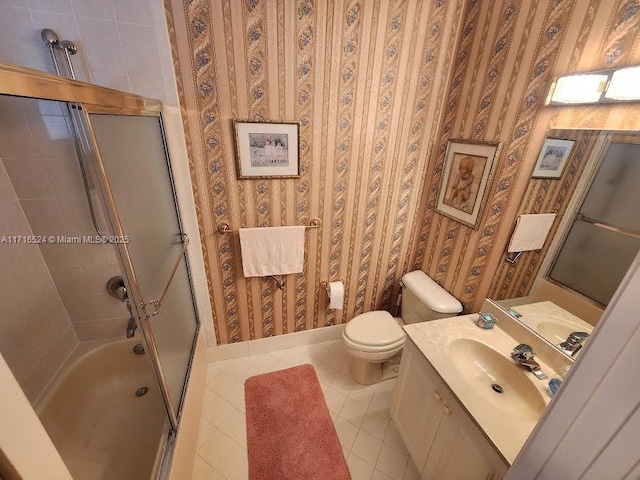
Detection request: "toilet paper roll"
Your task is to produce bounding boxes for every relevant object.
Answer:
[327,281,344,310]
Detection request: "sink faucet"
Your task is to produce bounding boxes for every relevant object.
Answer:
[511,344,548,380]
[557,331,589,357]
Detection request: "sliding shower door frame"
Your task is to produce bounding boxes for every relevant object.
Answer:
[72,103,195,431]
[0,62,200,476]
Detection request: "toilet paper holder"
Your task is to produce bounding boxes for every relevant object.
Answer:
[320,281,331,290]
[321,281,344,311]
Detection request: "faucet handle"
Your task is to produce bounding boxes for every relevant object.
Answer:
[513,343,533,354]
[567,332,590,344]
[512,344,536,361]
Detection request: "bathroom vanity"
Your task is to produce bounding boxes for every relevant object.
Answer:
[391,312,561,479]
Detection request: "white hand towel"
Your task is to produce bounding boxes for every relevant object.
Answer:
[239,226,306,277]
[508,213,557,252]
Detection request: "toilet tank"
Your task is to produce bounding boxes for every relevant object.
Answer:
[400,270,463,324]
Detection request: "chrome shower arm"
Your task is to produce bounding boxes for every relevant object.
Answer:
[41,29,110,241]
[41,29,62,76]
[59,40,77,80]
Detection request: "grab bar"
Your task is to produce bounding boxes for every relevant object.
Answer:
[217,218,320,234]
[145,233,189,317]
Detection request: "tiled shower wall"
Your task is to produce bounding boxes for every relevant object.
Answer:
[0,130,78,404]
[0,96,130,343]
[0,0,215,344]
[0,0,174,103]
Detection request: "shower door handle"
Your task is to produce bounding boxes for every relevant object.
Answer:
[145,233,189,318]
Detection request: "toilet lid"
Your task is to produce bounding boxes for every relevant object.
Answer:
[344,311,405,347]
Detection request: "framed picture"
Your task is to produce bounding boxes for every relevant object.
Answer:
[435,138,501,229]
[233,120,300,179]
[532,138,576,178]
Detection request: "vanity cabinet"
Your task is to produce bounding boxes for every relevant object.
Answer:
[390,339,508,480]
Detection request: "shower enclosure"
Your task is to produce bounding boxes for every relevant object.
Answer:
[0,61,199,479]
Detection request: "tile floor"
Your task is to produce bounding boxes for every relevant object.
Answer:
[192,340,423,480]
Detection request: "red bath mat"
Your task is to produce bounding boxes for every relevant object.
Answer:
[245,364,351,480]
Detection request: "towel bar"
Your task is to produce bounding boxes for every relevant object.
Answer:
[217,218,320,234]
[505,251,523,264]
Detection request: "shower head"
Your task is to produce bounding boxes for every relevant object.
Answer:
[41,28,59,46]
[59,40,78,55]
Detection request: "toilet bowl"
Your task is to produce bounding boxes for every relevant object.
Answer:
[342,270,463,385]
[342,311,405,385]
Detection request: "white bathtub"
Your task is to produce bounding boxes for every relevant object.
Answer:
[36,338,169,480]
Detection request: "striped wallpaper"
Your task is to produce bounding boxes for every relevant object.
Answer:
[165,0,640,344]
[411,0,640,314]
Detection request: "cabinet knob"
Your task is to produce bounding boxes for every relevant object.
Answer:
[443,405,451,416]
[434,392,442,402]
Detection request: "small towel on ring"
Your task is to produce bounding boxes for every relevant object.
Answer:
[508,213,557,252]
[239,226,305,277]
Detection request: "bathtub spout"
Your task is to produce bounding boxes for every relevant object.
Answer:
[126,317,137,338]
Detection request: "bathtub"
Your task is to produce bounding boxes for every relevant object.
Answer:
[36,338,169,480]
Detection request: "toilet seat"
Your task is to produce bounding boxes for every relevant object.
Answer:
[343,311,406,353]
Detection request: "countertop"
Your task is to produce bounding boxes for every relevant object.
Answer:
[403,314,556,465]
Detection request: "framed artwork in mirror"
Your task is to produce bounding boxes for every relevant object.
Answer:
[435,138,501,229]
[532,138,576,179]
[233,120,300,179]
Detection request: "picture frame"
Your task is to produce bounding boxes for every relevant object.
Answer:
[531,137,576,179]
[435,138,501,229]
[233,120,300,179]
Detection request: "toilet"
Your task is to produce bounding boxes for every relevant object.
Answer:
[342,270,463,385]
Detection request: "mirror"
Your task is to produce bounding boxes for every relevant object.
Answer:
[490,128,640,359]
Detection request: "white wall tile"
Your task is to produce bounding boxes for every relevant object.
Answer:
[43,159,86,200]
[2,159,55,199]
[28,115,77,159]
[89,68,131,92]
[117,22,165,100]
[76,17,125,73]
[0,159,76,402]
[148,0,177,105]
[117,23,160,75]
[28,0,73,15]
[0,113,39,158]
[0,0,28,7]
[128,71,166,102]
[0,7,46,68]
[73,316,128,341]
[111,0,152,25]
[70,0,114,20]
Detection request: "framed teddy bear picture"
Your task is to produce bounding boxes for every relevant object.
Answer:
[435,138,501,229]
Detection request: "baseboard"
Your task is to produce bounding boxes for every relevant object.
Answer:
[204,325,345,362]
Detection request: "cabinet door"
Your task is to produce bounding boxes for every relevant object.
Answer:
[391,340,449,470]
[421,396,509,480]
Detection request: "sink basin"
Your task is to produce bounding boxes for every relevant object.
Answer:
[449,339,547,421]
[537,321,578,344]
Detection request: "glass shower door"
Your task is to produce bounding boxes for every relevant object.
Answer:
[88,113,199,422]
